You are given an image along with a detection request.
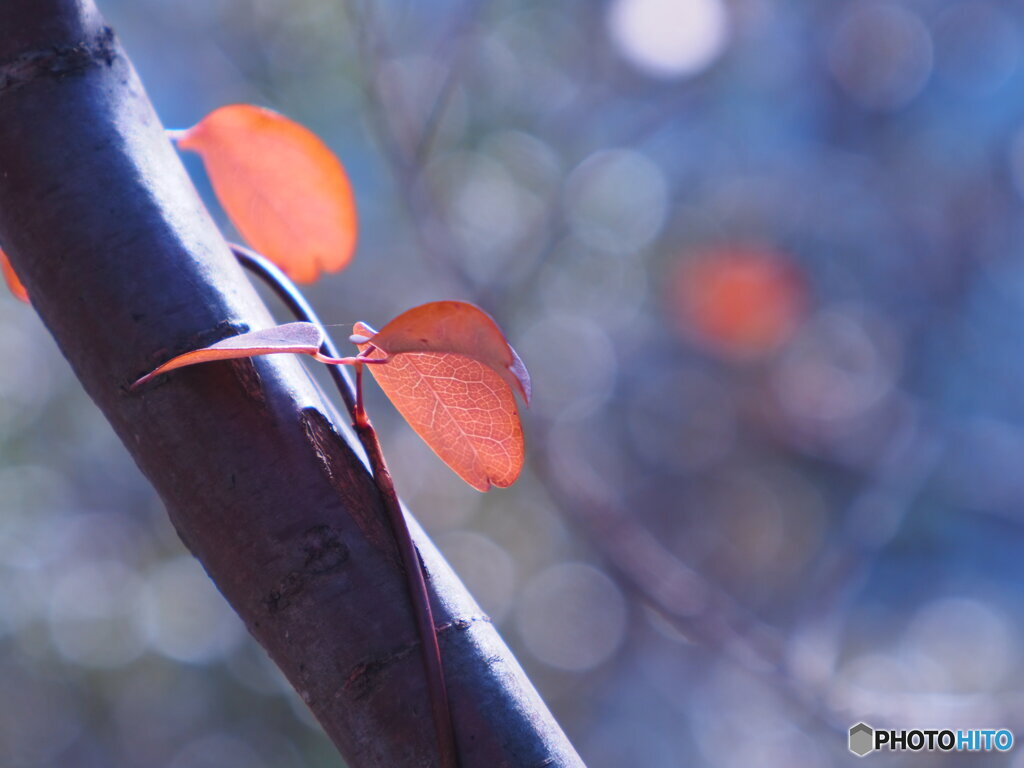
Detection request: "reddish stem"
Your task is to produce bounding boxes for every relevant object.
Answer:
[352,378,458,768]
[354,361,367,426]
[236,246,458,768]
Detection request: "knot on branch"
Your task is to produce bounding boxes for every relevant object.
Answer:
[0,26,117,94]
[342,614,492,700]
[263,524,351,614]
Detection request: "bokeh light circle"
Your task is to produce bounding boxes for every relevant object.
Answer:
[517,562,627,671]
[607,0,729,79]
[828,2,933,110]
[138,555,246,664]
[565,148,669,254]
[47,560,146,668]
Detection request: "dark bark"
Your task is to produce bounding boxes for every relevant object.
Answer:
[0,2,585,766]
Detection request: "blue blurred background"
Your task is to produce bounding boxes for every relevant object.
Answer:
[6,0,1024,765]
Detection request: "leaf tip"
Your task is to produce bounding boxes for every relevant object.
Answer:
[129,373,153,391]
[1,248,29,303]
[508,346,532,406]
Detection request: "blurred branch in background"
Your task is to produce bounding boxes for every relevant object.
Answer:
[342,0,482,295]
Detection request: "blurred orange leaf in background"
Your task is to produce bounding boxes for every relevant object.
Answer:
[670,245,805,359]
[355,303,528,492]
[176,104,358,284]
[132,322,324,389]
[1,248,29,303]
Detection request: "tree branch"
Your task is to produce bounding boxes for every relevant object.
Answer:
[0,2,584,766]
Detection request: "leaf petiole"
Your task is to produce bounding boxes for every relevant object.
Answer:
[312,350,390,367]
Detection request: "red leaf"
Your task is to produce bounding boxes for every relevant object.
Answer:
[176,104,358,283]
[132,322,324,389]
[363,301,531,405]
[355,309,528,491]
[1,248,28,303]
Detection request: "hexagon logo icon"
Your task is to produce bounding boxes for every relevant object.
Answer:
[849,722,874,757]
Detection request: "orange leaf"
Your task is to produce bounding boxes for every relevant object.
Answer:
[1,248,28,303]
[132,322,324,389]
[355,318,526,492]
[176,104,357,283]
[363,301,531,405]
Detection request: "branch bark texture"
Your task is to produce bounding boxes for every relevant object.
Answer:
[0,2,585,766]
